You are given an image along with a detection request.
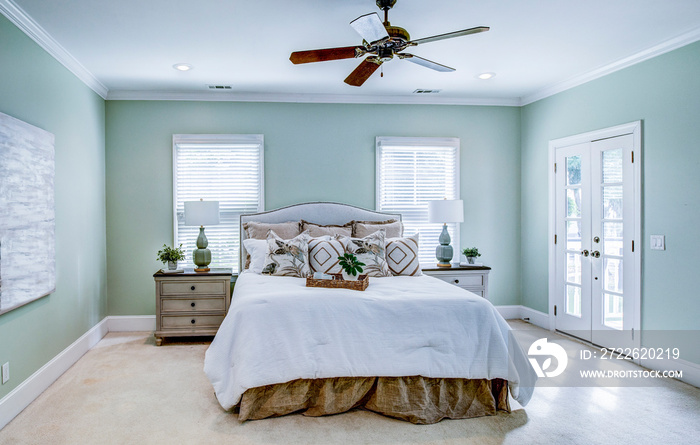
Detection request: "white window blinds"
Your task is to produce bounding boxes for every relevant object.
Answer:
[376,137,460,265]
[173,134,264,271]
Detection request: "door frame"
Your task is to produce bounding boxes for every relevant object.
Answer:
[547,121,642,351]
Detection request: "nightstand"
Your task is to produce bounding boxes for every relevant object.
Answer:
[153,268,232,346]
[422,264,491,299]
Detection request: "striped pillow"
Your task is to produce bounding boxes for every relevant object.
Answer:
[386,233,422,276]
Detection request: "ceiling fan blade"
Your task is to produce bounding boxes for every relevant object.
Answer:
[290,46,363,64]
[350,12,389,44]
[400,53,454,72]
[344,58,382,87]
[409,26,489,46]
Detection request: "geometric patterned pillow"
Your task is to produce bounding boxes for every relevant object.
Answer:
[262,231,310,277]
[338,230,391,277]
[385,233,422,276]
[308,236,344,274]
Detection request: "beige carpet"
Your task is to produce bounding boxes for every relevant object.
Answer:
[1,321,699,445]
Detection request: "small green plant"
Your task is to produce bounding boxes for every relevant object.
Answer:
[338,253,365,277]
[157,244,186,263]
[462,247,481,258]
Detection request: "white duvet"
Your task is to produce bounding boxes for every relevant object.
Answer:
[204,272,536,410]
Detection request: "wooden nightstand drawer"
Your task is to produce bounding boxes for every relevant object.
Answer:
[160,280,226,296]
[422,265,490,300]
[432,274,483,287]
[462,288,484,298]
[161,314,226,329]
[161,297,226,312]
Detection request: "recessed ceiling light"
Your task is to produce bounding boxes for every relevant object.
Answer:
[173,63,193,72]
[477,72,495,80]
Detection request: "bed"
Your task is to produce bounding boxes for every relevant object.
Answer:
[204,202,536,424]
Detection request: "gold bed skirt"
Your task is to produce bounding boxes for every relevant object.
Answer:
[238,376,510,424]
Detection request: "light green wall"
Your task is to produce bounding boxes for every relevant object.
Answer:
[0,16,106,398]
[105,101,522,314]
[521,41,700,331]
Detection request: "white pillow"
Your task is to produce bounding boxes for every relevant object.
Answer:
[243,238,268,274]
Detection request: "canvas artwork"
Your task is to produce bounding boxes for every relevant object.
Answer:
[0,112,56,315]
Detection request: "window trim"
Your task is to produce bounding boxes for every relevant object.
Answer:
[172,134,264,269]
[375,136,461,264]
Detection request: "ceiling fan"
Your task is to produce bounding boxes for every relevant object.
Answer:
[289,0,489,87]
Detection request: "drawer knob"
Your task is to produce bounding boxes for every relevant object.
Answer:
[191,285,195,291]
[191,319,196,324]
[454,279,459,284]
[191,302,196,307]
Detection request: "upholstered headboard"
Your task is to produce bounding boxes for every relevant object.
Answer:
[239,202,401,272]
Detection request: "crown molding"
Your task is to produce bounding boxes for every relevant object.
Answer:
[520,26,700,106]
[106,89,521,106]
[0,0,108,98]
[3,0,699,107]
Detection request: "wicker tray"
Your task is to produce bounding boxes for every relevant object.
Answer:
[306,274,369,291]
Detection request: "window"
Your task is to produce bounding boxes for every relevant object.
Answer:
[173,134,264,271]
[376,137,460,264]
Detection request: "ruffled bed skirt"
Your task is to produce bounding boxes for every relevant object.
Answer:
[238,376,510,424]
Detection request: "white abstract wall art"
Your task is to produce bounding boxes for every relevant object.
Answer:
[0,112,55,315]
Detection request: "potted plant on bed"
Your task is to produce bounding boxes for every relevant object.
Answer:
[462,247,481,264]
[157,244,186,270]
[338,253,365,281]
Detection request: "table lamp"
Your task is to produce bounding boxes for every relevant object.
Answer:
[184,199,220,272]
[428,199,464,268]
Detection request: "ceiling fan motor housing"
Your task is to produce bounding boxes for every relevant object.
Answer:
[377,46,393,62]
[385,25,410,42]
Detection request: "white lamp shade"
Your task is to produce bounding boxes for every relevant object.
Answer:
[184,200,220,226]
[428,199,464,223]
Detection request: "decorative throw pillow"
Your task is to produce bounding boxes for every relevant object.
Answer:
[301,220,352,238]
[352,219,403,238]
[262,231,310,277]
[308,236,345,274]
[243,220,301,240]
[385,233,422,276]
[242,238,268,274]
[338,230,391,277]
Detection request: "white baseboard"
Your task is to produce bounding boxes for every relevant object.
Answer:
[0,318,109,430]
[496,305,522,320]
[106,315,155,332]
[496,304,550,330]
[0,315,154,431]
[641,356,700,389]
[518,306,550,329]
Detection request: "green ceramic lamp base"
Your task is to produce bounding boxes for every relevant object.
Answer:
[435,223,454,268]
[193,226,212,272]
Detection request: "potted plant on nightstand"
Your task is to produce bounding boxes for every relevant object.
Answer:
[462,247,481,264]
[338,253,365,281]
[157,244,186,270]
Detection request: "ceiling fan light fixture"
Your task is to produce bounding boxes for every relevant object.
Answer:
[477,72,495,80]
[173,63,193,72]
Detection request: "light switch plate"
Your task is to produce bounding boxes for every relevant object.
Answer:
[1,362,8,384]
[650,235,665,250]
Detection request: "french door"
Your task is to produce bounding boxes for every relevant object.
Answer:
[553,129,639,350]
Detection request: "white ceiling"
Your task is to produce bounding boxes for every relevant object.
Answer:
[5,0,700,104]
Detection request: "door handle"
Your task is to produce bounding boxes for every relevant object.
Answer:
[581,250,589,257]
[591,250,601,258]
